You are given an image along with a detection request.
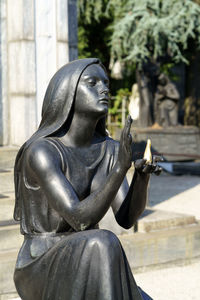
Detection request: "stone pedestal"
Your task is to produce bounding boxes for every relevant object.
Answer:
[0,0,78,146]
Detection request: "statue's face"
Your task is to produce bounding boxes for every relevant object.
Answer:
[159,74,167,86]
[74,64,109,117]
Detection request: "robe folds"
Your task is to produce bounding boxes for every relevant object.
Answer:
[14,136,152,300]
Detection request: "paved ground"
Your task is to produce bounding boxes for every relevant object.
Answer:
[148,172,200,221]
[135,258,200,300]
[135,171,200,300]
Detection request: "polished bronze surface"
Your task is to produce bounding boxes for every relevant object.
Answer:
[14,58,161,300]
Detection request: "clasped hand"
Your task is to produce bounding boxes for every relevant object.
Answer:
[118,115,162,175]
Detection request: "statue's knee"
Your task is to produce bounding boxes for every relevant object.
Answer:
[86,230,120,252]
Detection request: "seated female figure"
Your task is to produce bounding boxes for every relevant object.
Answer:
[14,58,161,300]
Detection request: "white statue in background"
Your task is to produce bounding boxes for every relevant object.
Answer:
[128,83,140,120]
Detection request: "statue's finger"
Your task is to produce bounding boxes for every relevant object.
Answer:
[128,133,132,144]
[153,155,164,164]
[128,115,133,124]
[125,115,132,136]
[135,158,146,170]
[120,121,127,141]
[144,163,158,173]
[142,164,152,173]
[154,166,162,176]
[150,164,157,173]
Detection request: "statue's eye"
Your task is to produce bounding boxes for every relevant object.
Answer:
[87,78,96,86]
[104,79,109,87]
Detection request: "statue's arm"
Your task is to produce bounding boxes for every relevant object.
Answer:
[155,86,166,101]
[25,130,132,231]
[111,170,150,229]
[111,154,162,229]
[166,83,179,100]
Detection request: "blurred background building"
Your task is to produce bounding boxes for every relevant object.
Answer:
[0,0,77,146]
[0,2,200,299]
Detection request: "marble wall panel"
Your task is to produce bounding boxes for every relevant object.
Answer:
[0,0,9,145]
[57,0,68,42]
[7,0,34,41]
[57,42,69,69]
[10,95,37,145]
[8,41,36,94]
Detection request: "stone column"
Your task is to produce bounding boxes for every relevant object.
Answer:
[7,0,36,146]
[35,0,78,127]
[0,0,9,145]
[0,0,77,146]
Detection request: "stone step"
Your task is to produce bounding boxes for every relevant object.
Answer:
[0,224,22,297]
[0,197,15,224]
[120,224,200,272]
[159,161,200,176]
[137,208,197,233]
[0,225,23,252]
[0,147,18,170]
[0,293,20,300]
[0,250,19,295]
[0,171,14,195]
[1,224,200,297]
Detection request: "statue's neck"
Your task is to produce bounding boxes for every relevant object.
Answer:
[59,113,99,148]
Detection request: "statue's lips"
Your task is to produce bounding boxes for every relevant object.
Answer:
[99,98,109,104]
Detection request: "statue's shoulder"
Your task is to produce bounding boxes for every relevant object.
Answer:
[105,136,119,153]
[24,138,62,172]
[27,137,59,156]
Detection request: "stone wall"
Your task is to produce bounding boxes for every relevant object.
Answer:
[0,0,8,146]
[0,0,77,146]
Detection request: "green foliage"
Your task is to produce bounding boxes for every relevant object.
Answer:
[78,1,113,69]
[78,0,200,128]
[160,63,180,81]
[184,97,197,125]
[184,96,200,127]
[78,0,109,23]
[109,88,131,115]
[110,0,200,66]
[108,88,131,127]
[78,0,200,66]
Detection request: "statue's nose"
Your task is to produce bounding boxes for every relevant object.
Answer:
[100,85,109,95]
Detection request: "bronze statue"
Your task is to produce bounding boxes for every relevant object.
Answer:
[154,73,180,127]
[13,58,161,300]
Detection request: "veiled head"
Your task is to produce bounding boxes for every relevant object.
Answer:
[74,64,109,118]
[38,58,108,139]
